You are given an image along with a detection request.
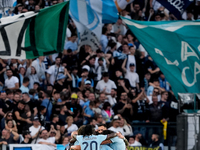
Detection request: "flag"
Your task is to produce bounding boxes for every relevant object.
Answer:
[114,0,134,12]
[70,0,118,51]
[0,1,69,59]
[122,17,200,97]
[156,0,193,19]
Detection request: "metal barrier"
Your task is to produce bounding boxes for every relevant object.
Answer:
[131,121,177,150]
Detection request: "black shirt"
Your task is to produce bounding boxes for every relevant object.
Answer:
[132,99,149,121]
[25,99,37,114]
[21,138,32,144]
[0,134,18,144]
[66,102,82,118]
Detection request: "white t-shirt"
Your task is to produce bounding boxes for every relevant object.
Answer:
[129,141,142,146]
[5,76,19,88]
[46,65,65,85]
[126,55,136,72]
[96,79,117,94]
[125,71,139,87]
[108,126,125,136]
[64,124,78,134]
[29,125,45,137]
[37,137,56,150]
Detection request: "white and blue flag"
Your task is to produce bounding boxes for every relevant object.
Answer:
[70,0,118,51]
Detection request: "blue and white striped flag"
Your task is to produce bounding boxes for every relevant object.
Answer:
[70,0,118,51]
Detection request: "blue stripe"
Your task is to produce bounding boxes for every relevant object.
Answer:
[101,0,118,23]
[70,0,79,22]
[86,0,95,25]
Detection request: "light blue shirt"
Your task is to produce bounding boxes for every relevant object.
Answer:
[100,35,108,53]
[84,107,95,118]
[77,78,94,87]
[57,144,69,150]
[147,85,154,96]
[100,145,113,150]
[64,41,78,52]
[41,98,53,121]
[110,137,126,150]
[82,101,90,108]
[20,85,29,93]
[76,135,107,150]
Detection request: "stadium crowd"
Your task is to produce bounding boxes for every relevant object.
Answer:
[1,0,199,149]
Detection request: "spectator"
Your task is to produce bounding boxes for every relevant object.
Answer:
[13,100,30,134]
[31,56,46,85]
[41,92,53,121]
[26,66,40,89]
[66,93,82,124]
[20,77,30,93]
[21,130,32,144]
[113,92,133,122]
[128,136,142,146]
[100,27,109,53]
[23,93,38,116]
[96,72,117,95]
[112,18,127,36]
[83,101,95,125]
[46,57,67,85]
[64,34,78,52]
[5,69,19,90]
[29,116,45,140]
[108,115,124,135]
[0,129,20,144]
[19,67,26,87]
[37,129,60,150]
[64,116,78,134]
[58,105,70,126]
[101,102,114,123]
[58,136,70,150]
[1,112,15,130]
[149,134,164,150]
[5,119,18,133]
[122,63,140,90]
[118,116,133,136]
[54,74,67,93]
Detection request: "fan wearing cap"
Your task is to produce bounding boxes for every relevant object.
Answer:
[53,73,67,93]
[77,66,94,88]
[66,93,82,124]
[108,115,125,135]
[21,130,32,144]
[29,116,45,140]
[80,80,93,92]
[122,63,140,90]
[96,72,117,96]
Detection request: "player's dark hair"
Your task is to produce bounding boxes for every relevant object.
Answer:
[82,125,94,137]
[101,130,115,135]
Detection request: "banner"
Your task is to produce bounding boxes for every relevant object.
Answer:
[127,146,161,150]
[114,0,134,12]
[122,17,200,97]
[69,0,118,51]
[9,144,67,150]
[156,0,193,19]
[0,1,69,59]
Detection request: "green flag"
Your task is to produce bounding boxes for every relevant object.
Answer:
[0,1,69,59]
[122,17,200,96]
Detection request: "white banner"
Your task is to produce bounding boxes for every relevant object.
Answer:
[70,0,102,51]
[114,0,134,12]
[8,144,66,150]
